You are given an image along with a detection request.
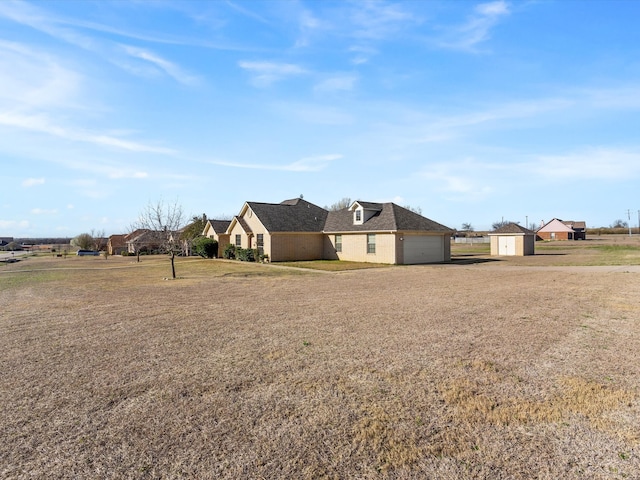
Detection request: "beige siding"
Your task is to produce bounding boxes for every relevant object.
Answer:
[490,235,535,256]
[270,233,324,262]
[227,223,248,249]
[326,232,398,264]
[204,226,230,258]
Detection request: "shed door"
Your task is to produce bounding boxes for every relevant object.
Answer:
[498,236,516,256]
[403,236,443,264]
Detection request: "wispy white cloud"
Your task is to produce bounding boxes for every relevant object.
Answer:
[22,177,45,187]
[0,111,175,154]
[434,0,510,52]
[295,9,322,48]
[349,1,419,40]
[0,40,82,110]
[0,219,30,230]
[272,101,354,125]
[419,158,497,200]
[238,60,308,87]
[528,147,640,181]
[120,45,200,86]
[314,75,358,93]
[0,1,204,83]
[210,154,342,172]
[348,45,378,65]
[225,1,272,25]
[31,208,58,215]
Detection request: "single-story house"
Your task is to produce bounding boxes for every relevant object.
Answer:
[213,198,453,264]
[125,229,163,254]
[202,219,232,257]
[488,223,536,256]
[324,201,454,264]
[226,198,328,262]
[537,218,587,241]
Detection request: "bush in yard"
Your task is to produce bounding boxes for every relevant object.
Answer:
[223,244,236,259]
[193,237,218,258]
[236,248,257,262]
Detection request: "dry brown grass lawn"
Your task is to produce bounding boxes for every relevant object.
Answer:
[1,249,639,479]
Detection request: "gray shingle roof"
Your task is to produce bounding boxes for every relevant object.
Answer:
[562,220,586,230]
[247,198,328,233]
[490,223,535,234]
[324,203,453,233]
[209,220,231,234]
[353,201,383,211]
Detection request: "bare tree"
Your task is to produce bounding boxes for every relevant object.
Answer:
[134,199,185,279]
[326,197,352,211]
[492,220,519,230]
[403,205,422,215]
[91,229,106,252]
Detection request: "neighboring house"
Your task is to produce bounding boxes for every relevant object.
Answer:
[220,198,453,264]
[537,218,587,241]
[226,198,328,262]
[324,201,454,264]
[563,220,586,240]
[488,223,536,256]
[107,234,127,255]
[202,219,232,257]
[125,229,163,254]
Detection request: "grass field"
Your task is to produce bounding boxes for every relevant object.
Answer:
[1,240,639,479]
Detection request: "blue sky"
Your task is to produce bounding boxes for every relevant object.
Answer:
[2,0,640,237]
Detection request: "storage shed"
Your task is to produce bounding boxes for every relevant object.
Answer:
[488,223,536,256]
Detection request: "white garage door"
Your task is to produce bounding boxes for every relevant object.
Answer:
[498,236,516,256]
[403,236,444,264]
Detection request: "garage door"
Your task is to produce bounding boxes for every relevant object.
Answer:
[403,236,444,264]
[498,236,516,256]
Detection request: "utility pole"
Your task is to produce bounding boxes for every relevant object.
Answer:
[627,209,632,237]
[638,210,640,235]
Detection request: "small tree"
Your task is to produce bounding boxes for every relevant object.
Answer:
[71,233,94,251]
[461,222,474,232]
[134,199,185,279]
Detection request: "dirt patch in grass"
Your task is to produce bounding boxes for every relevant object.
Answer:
[1,255,639,478]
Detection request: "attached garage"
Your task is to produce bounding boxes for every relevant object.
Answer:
[489,223,535,256]
[403,235,446,264]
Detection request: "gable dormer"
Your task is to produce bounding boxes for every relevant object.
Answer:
[349,201,383,225]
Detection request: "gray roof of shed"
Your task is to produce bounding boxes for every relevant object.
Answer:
[324,203,453,233]
[490,223,535,235]
[247,198,328,233]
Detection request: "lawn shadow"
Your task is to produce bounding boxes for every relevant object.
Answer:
[450,255,501,265]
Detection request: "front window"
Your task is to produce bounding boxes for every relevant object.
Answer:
[335,234,342,253]
[367,234,376,254]
[355,210,361,222]
[257,234,264,254]
[235,234,241,247]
